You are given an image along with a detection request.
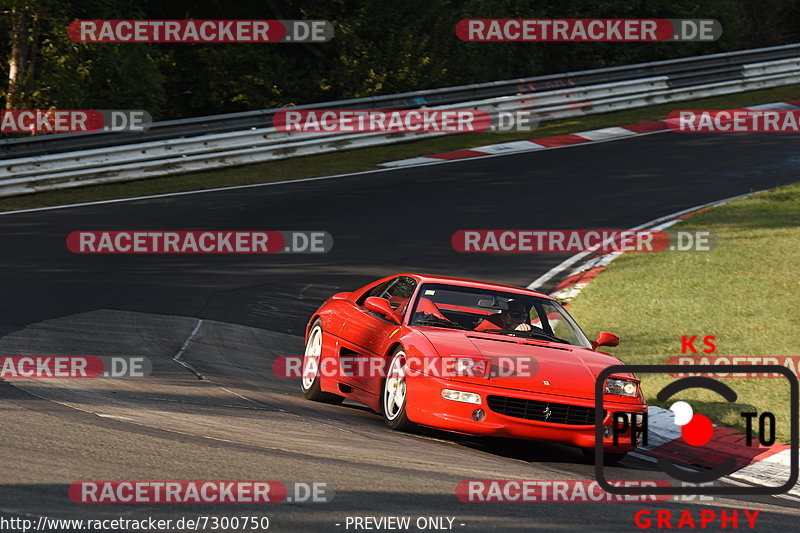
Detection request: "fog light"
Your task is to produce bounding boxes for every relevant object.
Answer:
[603,426,614,438]
[441,388,481,404]
[472,409,486,422]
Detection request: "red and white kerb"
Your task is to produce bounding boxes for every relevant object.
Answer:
[670,401,714,447]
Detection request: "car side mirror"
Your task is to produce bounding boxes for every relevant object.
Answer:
[592,331,620,349]
[364,297,401,324]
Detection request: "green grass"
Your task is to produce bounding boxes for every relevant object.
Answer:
[567,183,800,443]
[3,84,800,213]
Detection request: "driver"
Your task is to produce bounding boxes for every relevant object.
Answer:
[475,300,532,332]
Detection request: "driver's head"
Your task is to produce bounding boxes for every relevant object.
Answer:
[500,300,528,328]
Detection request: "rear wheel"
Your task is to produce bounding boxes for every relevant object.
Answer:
[300,321,344,405]
[381,347,415,431]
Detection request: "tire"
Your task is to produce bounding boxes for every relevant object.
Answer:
[300,321,344,405]
[381,347,416,431]
[581,448,628,465]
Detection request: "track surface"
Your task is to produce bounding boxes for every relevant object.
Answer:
[2,132,800,531]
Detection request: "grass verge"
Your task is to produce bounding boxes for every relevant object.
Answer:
[567,183,800,443]
[2,84,800,213]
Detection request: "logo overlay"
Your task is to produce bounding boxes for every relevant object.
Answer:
[595,365,799,496]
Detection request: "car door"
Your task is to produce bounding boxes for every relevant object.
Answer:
[340,276,417,395]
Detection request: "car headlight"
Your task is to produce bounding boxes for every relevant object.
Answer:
[441,389,482,404]
[605,377,638,397]
[443,357,490,378]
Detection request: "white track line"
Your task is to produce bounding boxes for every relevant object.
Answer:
[172,319,205,379]
[532,187,798,501]
[528,190,762,290]
[0,129,671,218]
[2,101,793,217]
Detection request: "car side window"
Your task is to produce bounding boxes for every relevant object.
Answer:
[358,276,417,312]
[379,276,417,313]
[356,278,395,306]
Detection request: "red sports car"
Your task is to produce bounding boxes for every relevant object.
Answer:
[301,273,646,462]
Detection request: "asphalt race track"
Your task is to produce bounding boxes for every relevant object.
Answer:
[2,132,800,531]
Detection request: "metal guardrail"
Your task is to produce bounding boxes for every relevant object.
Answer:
[2,43,800,159]
[1,44,799,197]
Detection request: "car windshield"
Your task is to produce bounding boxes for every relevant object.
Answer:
[408,283,592,348]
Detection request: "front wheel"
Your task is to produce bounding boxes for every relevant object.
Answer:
[300,321,344,405]
[381,347,415,431]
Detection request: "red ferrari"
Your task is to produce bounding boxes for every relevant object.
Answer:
[301,273,646,462]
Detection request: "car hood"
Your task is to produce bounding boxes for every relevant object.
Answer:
[419,328,635,401]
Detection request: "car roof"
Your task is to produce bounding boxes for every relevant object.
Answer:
[397,273,553,300]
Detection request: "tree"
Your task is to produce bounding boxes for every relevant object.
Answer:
[2,0,800,120]
[1,0,165,113]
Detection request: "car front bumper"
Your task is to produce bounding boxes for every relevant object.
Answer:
[406,374,646,452]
